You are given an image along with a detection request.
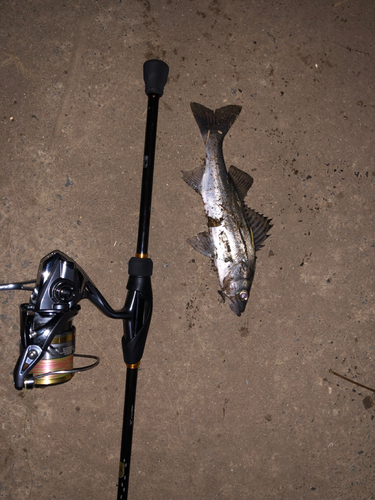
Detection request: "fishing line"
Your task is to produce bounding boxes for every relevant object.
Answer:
[28,330,99,385]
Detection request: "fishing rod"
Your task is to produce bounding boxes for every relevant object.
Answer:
[0,59,169,499]
[117,58,169,500]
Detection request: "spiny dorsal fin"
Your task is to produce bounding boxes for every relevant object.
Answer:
[182,165,205,194]
[187,231,215,259]
[190,103,242,145]
[228,165,254,200]
[243,206,273,251]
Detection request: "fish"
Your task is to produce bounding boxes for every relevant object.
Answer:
[182,102,272,316]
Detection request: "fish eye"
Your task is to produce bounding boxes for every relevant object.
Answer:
[239,290,248,301]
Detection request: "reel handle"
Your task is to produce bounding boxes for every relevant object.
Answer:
[143,59,169,97]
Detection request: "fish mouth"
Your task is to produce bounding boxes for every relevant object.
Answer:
[222,272,252,316]
[226,294,248,317]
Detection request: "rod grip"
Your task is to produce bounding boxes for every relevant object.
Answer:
[143,59,169,97]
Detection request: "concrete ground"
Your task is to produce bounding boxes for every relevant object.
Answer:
[0,0,374,499]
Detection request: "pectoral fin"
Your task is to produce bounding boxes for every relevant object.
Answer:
[243,206,273,250]
[187,231,215,259]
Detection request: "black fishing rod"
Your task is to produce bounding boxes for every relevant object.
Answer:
[0,59,169,499]
[117,59,169,500]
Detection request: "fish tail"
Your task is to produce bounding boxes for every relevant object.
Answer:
[190,102,242,145]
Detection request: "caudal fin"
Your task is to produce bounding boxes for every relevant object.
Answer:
[190,102,242,145]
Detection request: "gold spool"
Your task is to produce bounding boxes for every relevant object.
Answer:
[31,355,74,385]
[31,331,75,386]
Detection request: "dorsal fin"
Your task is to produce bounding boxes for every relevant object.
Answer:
[190,103,242,145]
[228,165,254,200]
[243,206,273,250]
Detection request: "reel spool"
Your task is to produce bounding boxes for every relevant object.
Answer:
[31,329,76,386]
[27,328,99,387]
[30,352,100,388]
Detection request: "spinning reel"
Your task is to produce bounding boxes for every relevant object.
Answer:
[0,249,152,390]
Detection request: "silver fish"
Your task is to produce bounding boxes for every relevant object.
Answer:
[183,102,272,316]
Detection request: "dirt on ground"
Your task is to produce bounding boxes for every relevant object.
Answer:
[0,1,374,499]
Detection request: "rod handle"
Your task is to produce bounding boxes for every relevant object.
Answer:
[143,60,169,97]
